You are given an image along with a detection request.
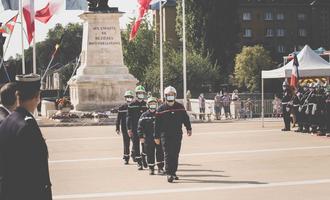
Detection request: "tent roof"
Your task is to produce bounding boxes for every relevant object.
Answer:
[262,45,330,79]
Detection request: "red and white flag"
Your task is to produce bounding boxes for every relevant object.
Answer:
[0,14,18,34]
[35,0,63,24]
[23,0,35,44]
[129,0,152,41]
[290,53,300,90]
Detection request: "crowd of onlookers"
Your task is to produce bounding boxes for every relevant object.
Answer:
[190,90,255,120]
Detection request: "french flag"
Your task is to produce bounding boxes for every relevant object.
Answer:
[129,0,152,41]
[290,53,299,89]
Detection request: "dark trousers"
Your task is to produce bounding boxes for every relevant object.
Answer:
[161,134,182,176]
[121,129,130,160]
[283,111,291,130]
[132,131,146,165]
[145,139,164,169]
[199,108,205,120]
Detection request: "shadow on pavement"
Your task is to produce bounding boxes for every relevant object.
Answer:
[179,174,230,178]
[178,179,268,184]
[178,169,224,173]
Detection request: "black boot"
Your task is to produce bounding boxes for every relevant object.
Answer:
[137,159,143,170]
[173,174,179,180]
[149,166,155,175]
[123,156,129,165]
[167,175,174,183]
[142,155,148,168]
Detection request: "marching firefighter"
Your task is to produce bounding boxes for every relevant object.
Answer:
[116,90,134,165]
[292,88,303,131]
[155,86,192,183]
[281,81,292,131]
[316,84,327,136]
[137,97,165,175]
[127,85,148,170]
[299,84,310,133]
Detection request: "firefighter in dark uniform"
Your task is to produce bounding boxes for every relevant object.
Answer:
[138,97,165,175]
[315,84,327,136]
[127,85,148,170]
[0,74,52,200]
[325,87,330,137]
[299,84,311,133]
[292,87,303,132]
[306,84,318,134]
[116,90,134,165]
[0,83,18,124]
[155,86,192,183]
[281,81,292,131]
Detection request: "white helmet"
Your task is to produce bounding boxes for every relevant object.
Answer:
[164,86,177,95]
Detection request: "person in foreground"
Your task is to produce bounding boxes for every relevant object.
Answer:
[0,74,52,200]
[155,86,192,183]
[138,97,165,176]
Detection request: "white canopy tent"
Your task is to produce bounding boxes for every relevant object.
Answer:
[260,45,330,127]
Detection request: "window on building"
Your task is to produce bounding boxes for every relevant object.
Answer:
[243,12,252,21]
[297,13,306,20]
[277,45,285,53]
[243,28,252,37]
[265,12,273,20]
[298,28,307,37]
[277,29,285,37]
[276,13,284,20]
[266,28,274,37]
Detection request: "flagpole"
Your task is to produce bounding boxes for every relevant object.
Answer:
[182,0,187,108]
[32,1,36,74]
[33,31,36,74]
[0,28,15,82]
[159,0,164,100]
[20,0,25,74]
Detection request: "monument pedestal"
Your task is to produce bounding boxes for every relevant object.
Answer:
[68,12,137,111]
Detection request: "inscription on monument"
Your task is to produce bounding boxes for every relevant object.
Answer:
[89,26,120,46]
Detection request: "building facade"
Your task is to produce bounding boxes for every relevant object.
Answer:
[239,0,330,61]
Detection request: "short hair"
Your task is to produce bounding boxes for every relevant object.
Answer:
[0,82,18,107]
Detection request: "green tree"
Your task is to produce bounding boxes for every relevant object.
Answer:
[176,0,240,83]
[121,18,155,83]
[234,45,274,92]
[145,44,220,97]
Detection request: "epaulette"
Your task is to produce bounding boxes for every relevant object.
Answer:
[24,116,33,121]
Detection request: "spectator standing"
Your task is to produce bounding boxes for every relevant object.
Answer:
[198,93,206,120]
[222,92,231,119]
[245,98,253,118]
[214,93,222,120]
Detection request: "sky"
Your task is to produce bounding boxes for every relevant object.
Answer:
[0,0,148,59]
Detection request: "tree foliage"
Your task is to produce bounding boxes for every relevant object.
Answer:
[234,45,274,92]
[176,0,240,83]
[121,18,155,83]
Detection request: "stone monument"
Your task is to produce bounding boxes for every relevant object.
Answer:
[68,3,138,111]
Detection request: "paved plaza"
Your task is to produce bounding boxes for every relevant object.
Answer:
[43,121,330,200]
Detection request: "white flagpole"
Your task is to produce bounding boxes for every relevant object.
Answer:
[32,2,36,74]
[182,0,187,108]
[20,0,25,74]
[159,0,164,100]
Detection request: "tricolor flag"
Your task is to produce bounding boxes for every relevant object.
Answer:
[23,0,35,44]
[129,0,152,41]
[290,53,299,90]
[0,14,18,34]
[35,0,63,24]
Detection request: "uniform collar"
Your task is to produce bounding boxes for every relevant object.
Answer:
[0,104,11,114]
[15,107,34,118]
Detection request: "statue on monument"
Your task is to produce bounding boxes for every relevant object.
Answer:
[86,0,118,12]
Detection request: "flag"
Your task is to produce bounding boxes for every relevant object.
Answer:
[129,0,152,41]
[66,0,87,10]
[51,34,64,58]
[290,53,299,89]
[1,0,19,10]
[0,14,18,34]
[35,0,63,24]
[23,0,35,44]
